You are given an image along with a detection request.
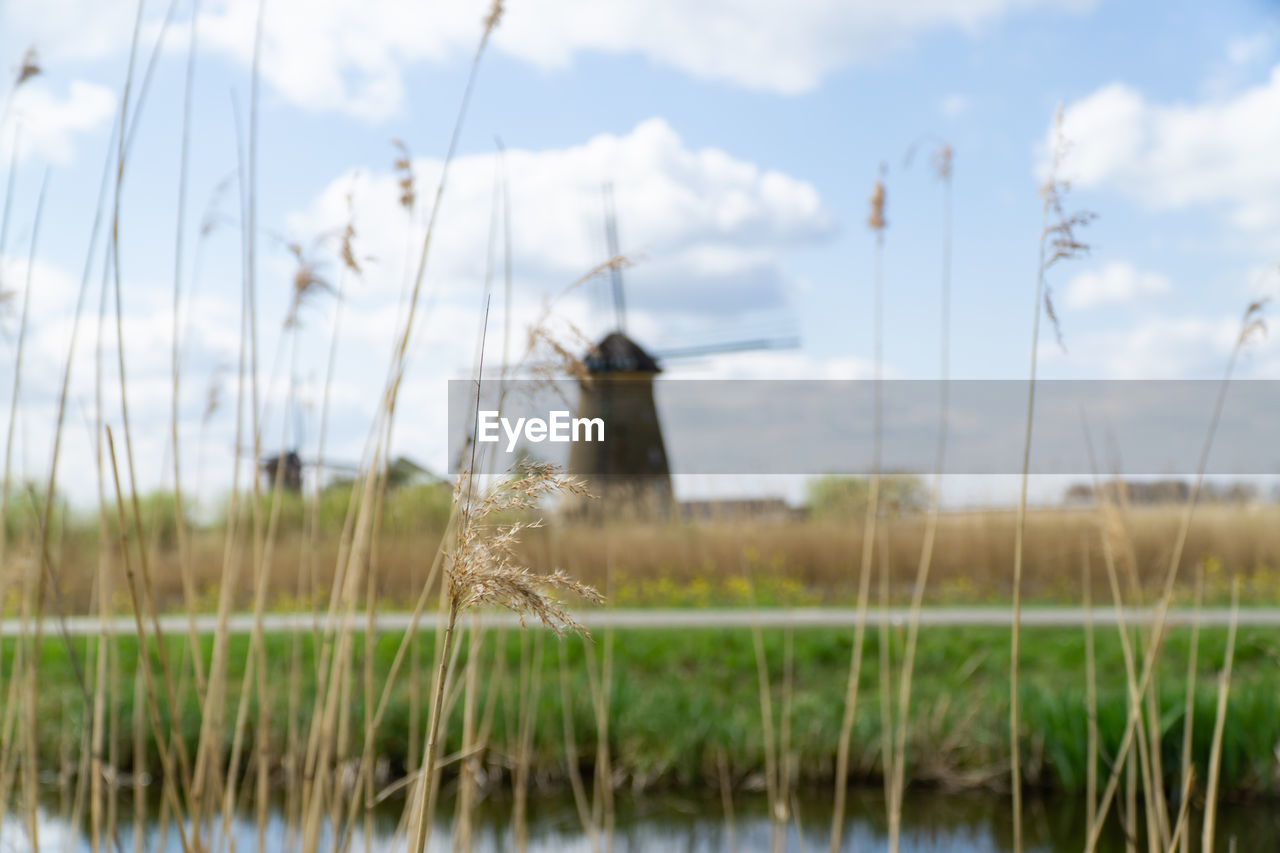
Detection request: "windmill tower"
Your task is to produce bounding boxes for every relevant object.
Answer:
[567,184,797,518]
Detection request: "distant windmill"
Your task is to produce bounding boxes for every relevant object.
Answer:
[567,183,798,517]
[254,404,437,493]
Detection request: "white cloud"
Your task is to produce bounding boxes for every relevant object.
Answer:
[1040,313,1276,379]
[291,117,832,338]
[940,93,970,118]
[664,351,880,380]
[1,80,115,165]
[0,3,136,65]
[1227,33,1273,67]
[1049,64,1280,231]
[1062,261,1171,309]
[7,0,1094,118]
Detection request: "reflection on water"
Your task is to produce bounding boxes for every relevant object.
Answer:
[4,787,1279,851]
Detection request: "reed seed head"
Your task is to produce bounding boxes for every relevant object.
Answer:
[392,138,416,212]
[868,165,887,232]
[482,0,505,36]
[340,190,363,276]
[449,461,600,635]
[15,47,40,87]
[284,240,336,328]
[933,143,953,182]
[1038,104,1095,350]
[1237,298,1268,348]
[202,367,225,424]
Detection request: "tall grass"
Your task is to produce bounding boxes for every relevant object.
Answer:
[830,165,888,853]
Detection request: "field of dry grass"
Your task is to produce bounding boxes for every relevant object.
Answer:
[18,501,1280,615]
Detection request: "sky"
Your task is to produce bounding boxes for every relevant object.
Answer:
[1,0,1280,509]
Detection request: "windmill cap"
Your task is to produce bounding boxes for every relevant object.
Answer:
[585,331,661,374]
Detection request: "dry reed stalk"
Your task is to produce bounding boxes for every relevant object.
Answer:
[455,623,490,852]
[888,142,952,853]
[323,412,398,853]
[189,175,251,832]
[409,615,422,767]
[5,176,44,852]
[68,689,95,853]
[717,747,737,853]
[1144,662,1169,851]
[1085,299,1265,850]
[1125,740,1137,853]
[91,245,123,853]
[107,625,121,850]
[133,662,146,853]
[1011,107,1094,850]
[243,4,273,845]
[475,624,508,772]
[0,639,25,834]
[1081,429,1167,850]
[105,427,193,853]
[14,175,57,853]
[80,7,205,842]
[284,564,306,847]
[4,569,36,848]
[194,81,271,846]
[878,527,896,848]
[580,550,616,848]
[780,623,795,838]
[830,166,887,853]
[58,692,73,825]
[335,533,454,840]
[24,31,147,804]
[1094,500,1160,852]
[0,137,24,845]
[90,548,112,853]
[0,48,41,133]
[1084,545,1098,834]
[209,104,263,852]
[299,442,374,845]
[744,557,783,853]
[559,637,598,851]
[1177,564,1203,853]
[1201,579,1240,852]
[0,147,33,658]
[513,629,545,852]
[407,459,599,853]
[168,0,207,718]
[304,193,361,723]
[64,516,95,849]
[1166,765,1195,853]
[426,599,474,833]
[1108,484,1171,850]
[363,464,395,853]
[0,130,19,643]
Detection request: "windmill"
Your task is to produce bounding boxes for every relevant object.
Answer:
[254,403,437,494]
[567,183,798,517]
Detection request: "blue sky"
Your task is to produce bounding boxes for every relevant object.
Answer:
[2,0,1280,506]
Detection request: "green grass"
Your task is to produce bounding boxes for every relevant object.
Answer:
[8,623,1280,798]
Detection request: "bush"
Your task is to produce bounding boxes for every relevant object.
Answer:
[806,474,928,519]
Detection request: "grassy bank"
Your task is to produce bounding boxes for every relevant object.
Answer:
[12,623,1279,799]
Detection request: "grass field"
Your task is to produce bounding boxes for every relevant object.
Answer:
[11,624,1277,799]
[12,500,1280,615]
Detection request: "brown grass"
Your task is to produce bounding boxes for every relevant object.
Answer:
[18,502,1278,615]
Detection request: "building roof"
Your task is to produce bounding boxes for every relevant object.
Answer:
[584,331,661,374]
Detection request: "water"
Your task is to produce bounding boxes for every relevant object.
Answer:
[4,787,1278,851]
